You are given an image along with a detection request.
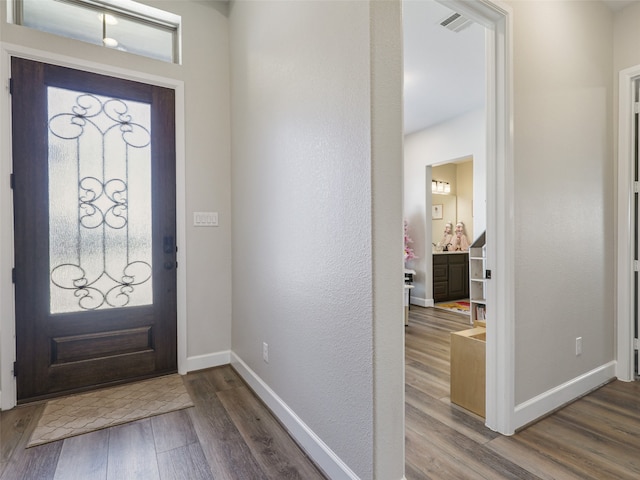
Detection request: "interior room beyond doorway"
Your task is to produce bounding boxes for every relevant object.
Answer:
[432,157,474,315]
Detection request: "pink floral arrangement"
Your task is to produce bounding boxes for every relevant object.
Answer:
[404,220,416,262]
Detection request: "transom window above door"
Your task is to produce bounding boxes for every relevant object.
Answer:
[9,0,181,64]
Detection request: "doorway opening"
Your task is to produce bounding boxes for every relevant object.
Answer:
[11,58,178,403]
[431,157,476,317]
[616,67,640,382]
[0,45,188,410]
[403,0,514,435]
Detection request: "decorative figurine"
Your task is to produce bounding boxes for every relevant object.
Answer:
[451,222,470,251]
[438,222,453,251]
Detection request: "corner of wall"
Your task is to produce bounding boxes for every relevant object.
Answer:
[185,351,231,373]
[513,361,616,429]
[230,351,360,480]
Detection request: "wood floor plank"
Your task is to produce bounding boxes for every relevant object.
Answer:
[406,402,537,480]
[514,415,640,480]
[487,434,593,480]
[157,443,214,480]
[217,385,325,480]
[555,394,640,445]
[600,378,640,396]
[151,409,198,454]
[53,429,108,480]
[0,403,62,480]
[0,441,61,480]
[106,419,160,480]
[405,365,450,400]
[184,373,268,480]
[406,356,450,386]
[0,404,41,464]
[586,381,640,420]
[405,384,497,445]
[406,426,486,479]
[199,365,245,392]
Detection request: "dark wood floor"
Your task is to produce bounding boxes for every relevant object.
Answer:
[0,367,326,480]
[2,306,640,479]
[406,305,640,480]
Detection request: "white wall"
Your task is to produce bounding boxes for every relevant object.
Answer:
[613,1,640,72]
[0,0,232,404]
[229,1,404,479]
[404,108,486,304]
[431,161,473,246]
[510,0,615,405]
[613,0,640,385]
[613,0,640,145]
[456,160,474,241]
[405,0,620,430]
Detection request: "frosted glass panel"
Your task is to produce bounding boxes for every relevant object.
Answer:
[48,87,153,313]
[20,0,179,63]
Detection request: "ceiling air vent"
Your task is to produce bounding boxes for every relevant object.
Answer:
[439,12,473,33]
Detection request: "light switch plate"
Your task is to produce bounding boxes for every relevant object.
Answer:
[193,212,218,227]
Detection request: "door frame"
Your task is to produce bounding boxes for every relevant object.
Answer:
[0,43,187,410]
[616,64,640,382]
[440,0,514,434]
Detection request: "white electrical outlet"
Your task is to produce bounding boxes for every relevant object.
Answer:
[576,337,582,356]
[263,342,269,363]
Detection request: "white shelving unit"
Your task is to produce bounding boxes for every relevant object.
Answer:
[469,231,486,325]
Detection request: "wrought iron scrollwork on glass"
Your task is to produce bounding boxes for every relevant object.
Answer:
[48,88,153,313]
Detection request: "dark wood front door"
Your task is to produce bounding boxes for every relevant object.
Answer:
[11,58,177,403]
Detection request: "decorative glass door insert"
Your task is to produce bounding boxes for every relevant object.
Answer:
[48,87,152,313]
[13,58,177,403]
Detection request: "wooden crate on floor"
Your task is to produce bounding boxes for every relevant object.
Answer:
[450,327,486,417]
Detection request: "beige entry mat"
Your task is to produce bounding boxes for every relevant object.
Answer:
[27,374,193,447]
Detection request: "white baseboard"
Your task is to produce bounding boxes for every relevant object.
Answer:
[513,361,616,429]
[410,296,433,307]
[230,352,360,480]
[185,350,231,373]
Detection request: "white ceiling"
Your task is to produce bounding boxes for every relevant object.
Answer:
[403,0,485,135]
[403,0,640,135]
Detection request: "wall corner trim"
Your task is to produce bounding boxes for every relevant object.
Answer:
[185,351,231,373]
[513,361,616,430]
[409,296,432,308]
[230,352,360,480]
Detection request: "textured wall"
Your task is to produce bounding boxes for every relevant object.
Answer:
[613,0,640,152]
[510,0,615,403]
[229,0,403,478]
[613,1,640,72]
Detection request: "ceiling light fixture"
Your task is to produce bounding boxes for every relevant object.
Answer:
[101,13,119,48]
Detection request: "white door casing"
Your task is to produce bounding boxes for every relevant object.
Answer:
[617,66,640,383]
[0,43,188,410]
[439,0,515,434]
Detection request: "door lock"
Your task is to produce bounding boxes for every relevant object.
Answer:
[163,236,175,254]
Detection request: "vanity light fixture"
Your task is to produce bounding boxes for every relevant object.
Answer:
[432,180,451,194]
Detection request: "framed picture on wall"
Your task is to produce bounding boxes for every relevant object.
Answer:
[432,204,443,220]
